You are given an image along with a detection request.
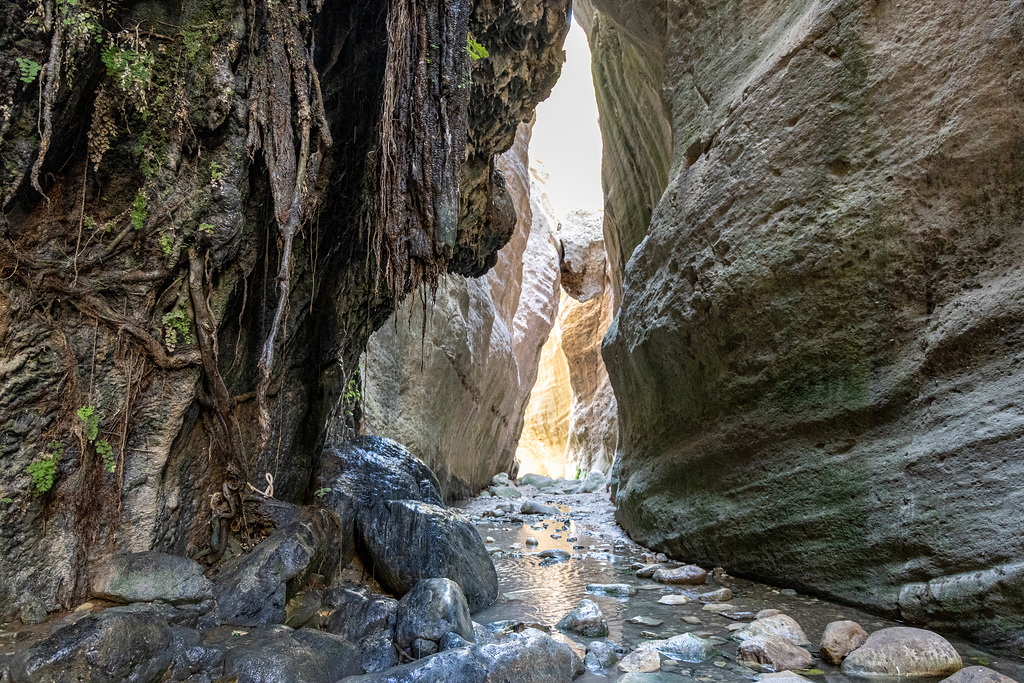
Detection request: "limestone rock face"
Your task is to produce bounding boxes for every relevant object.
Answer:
[592,0,1024,652]
[363,126,562,498]
[517,208,618,478]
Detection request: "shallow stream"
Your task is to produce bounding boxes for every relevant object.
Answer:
[459,491,1024,683]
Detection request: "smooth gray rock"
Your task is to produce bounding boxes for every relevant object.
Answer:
[556,598,609,637]
[518,473,555,488]
[357,500,498,612]
[647,633,716,663]
[577,470,606,493]
[9,610,173,683]
[489,485,523,499]
[318,436,444,567]
[521,500,559,516]
[841,627,962,678]
[394,578,475,658]
[92,552,213,606]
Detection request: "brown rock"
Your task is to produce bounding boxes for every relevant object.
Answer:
[738,635,814,672]
[700,587,733,603]
[619,647,661,673]
[841,627,962,678]
[942,666,1020,683]
[652,565,707,585]
[819,620,868,665]
[741,615,810,646]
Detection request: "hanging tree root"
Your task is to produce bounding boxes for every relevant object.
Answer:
[246,0,332,452]
[188,247,251,481]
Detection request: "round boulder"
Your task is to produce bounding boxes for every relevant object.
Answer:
[841,627,962,678]
[820,620,869,665]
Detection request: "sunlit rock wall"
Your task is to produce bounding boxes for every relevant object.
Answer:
[363,126,562,499]
[591,0,1024,653]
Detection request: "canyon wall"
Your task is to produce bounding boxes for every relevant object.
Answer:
[0,0,570,619]
[591,0,1024,653]
[362,125,563,499]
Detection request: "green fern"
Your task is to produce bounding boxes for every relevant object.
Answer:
[466,37,489,61]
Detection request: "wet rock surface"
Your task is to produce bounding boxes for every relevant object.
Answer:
[356,499,498,612]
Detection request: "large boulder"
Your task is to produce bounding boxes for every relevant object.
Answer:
[356,499,498,612]
[8,610,173,683]
[395,578,475,659]
[841,627,962,678]
[212,508,339,626]
[91,552,213,606]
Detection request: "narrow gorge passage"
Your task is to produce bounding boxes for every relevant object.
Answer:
[1,0,1023,681]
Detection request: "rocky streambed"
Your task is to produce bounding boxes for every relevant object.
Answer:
[459,475,1024,683]
[1,442,1022,683]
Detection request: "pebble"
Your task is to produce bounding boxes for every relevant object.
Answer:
[525,537,538,546]
[628,616,664,627]
[683,617,703,625]
[659,595,691,605]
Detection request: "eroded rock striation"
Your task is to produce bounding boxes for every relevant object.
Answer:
[588,0,1024,653]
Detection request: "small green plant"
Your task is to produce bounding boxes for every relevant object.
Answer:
[131,190,147,230]
[466,37,489,61]
[158,232,174,257]
[198,222,215,235]
[343,377,361,418]
[77,405,99,441]
[16,58,42,84]
[0,497,12,505]
[161,298,192,351]
[210,161,222,181]
[101,43,154,96]
[314,487,331,499]
[95,439,115,473]
[27,441,63,495]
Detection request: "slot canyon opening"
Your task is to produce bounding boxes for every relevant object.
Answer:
[514,16,616,482]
